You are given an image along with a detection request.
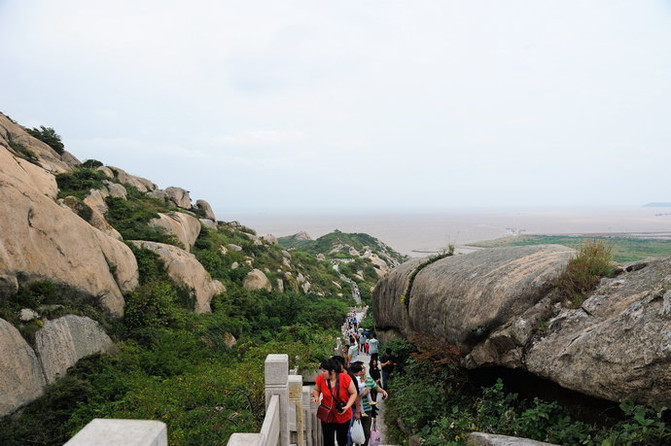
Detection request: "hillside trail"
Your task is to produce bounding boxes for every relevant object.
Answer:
[342,307,393,446]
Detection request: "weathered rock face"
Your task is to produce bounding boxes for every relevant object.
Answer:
[103,166,157,193]
[0,319,46,417]
[149,212,201,250]
[526,258,671,406]
[36,315,116,383]
[0,146,139,316]
[375,247,671,407]
[0,113,78,173]
[375,246,574,350]
[130,241,225,313]
[200,218,218,230]
[196,199,216,221]
[243,269,272,291]
[164,186,191,209]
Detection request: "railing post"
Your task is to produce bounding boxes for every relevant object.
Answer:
[265,354,289,446]
[63,419,167,446]
[289,375,304,446]
[302,386,314,446]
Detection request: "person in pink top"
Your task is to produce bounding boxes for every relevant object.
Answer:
[312,358,358,446]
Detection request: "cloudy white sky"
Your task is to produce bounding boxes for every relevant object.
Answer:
[1,1,670,213]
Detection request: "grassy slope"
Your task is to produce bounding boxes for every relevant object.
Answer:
[468,234,671,263]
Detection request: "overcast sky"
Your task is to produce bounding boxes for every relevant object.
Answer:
[1,1,671,213]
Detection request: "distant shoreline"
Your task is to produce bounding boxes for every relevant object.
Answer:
[225,207,671,258]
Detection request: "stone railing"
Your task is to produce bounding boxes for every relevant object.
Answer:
[64,354,321,446]
[228,353,322,446]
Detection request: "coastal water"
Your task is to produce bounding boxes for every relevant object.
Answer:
[221,207,671,258]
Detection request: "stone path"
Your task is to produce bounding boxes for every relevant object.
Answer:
[345,307,393,446]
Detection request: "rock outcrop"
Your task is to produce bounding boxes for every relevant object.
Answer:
[100,166,156,193]
[374,246,671,407]
[0,145,139,317]
[36,315,116,383]
[0,113,78,173]
[196,199,216,221]
[149,212,201,250]
[243,269,272,291]
[0,319,46,417]
[164,186,191,209]
[526,258,671,406]
[130,241,225,313]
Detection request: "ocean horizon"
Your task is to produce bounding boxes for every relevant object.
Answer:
[219,206,671,258]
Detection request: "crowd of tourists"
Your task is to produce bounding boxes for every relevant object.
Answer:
[312,310,397,446]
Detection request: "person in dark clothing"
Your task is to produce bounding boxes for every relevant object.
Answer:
[368,354,381,406]
[379,348,397,390]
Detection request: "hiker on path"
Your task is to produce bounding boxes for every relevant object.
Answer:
[368,354,381,409]
[367,334,379,356]
[347,336,359,369]
[379,348,397,390]
[312,358,358,446]
[351,362,388,446]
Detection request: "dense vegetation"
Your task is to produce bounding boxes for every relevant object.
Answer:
[383,337,671,445]
[469,234,671,263]
[0,158,370,445]
[25,125,65,155]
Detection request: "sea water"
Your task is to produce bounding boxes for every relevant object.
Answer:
[220,207,671,258]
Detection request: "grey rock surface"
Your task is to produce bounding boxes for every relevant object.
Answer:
[374,246,671,406]
[149,211,201,249]
[196,199,216,221]
[0,319,46,417]
[36,315,116,383]
[164,186,191,209]
[526,257,671,406]
[243,269,272,291]
[466,432,558,446]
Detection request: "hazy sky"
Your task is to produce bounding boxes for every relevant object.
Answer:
[2,1,671,213]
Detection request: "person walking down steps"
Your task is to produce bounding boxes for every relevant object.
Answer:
[312,358,358,446]
[351,362,388,446]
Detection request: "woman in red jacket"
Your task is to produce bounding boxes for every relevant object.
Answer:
[312,358,358,446]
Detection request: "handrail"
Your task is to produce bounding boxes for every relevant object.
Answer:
[66,354,321,446]
[259,395,280,446]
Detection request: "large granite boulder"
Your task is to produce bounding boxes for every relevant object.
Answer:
[0,145,139,317]
[243,269,272,291]
[164,186,191,209]
[0,319,46,417]
[526,257,671,406]
[0,113,78,173]
[130,241,225,313]
[101,166,157,193]
[148,212,201,250]
[36,315,116,383]
[374,246,671,407]
[196,199,216,221]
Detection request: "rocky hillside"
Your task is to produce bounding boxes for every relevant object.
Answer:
[0,112,386,418]
[374,244,671,408]
[279,230,407,304]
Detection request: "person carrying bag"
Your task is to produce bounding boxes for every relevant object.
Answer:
[312,358,358,446]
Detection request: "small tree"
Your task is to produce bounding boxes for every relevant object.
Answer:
[26,125,65,155]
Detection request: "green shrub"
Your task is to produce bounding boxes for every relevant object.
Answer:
[555,239,614,307]
[82,159,104,168]
[56,167,107,199]
[106,196,180,245]
[26,125,65,155]
[124,280,188,333]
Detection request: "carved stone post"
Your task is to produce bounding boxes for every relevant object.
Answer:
[265,354,289,446]
[289,375,304,446]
